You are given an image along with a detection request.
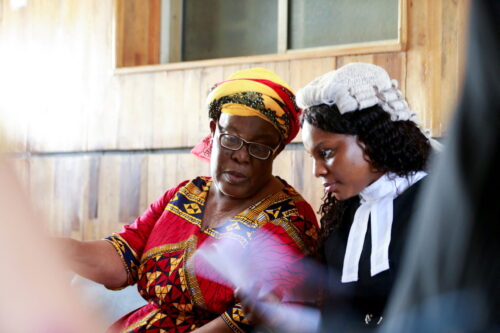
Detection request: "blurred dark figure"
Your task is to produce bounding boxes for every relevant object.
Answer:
[381,0,500,332]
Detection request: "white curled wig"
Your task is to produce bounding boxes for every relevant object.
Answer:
[297,62,442,151]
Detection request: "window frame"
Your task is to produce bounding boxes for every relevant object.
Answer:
[113,0,407,75]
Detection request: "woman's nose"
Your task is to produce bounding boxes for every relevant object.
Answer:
[313,159,327,178]
[230,144,251,163]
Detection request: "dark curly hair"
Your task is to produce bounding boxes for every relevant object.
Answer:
[301,104,431,243]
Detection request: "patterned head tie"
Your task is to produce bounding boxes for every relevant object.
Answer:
[296,62,442,151]
[192,68,302,161]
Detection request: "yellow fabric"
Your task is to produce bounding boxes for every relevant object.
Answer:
[207,68,293,140]
[221,104,268,123]
[206,68,294,107]
[220,101,286,135]
[227,67,293,91]
[208,80,283,104]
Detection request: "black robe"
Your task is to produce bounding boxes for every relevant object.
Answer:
[320,179,425,331]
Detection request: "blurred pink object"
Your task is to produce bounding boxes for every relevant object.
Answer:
[0,156,102,333]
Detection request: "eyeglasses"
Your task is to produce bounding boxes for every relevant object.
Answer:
[218,133,280,160]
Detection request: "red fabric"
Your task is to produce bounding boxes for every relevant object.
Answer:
[242,78,301,145]
[190,135,212,163]
[107,177,319,332]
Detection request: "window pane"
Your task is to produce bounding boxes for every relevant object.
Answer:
[182,0,278,61]
[289,0,399,50]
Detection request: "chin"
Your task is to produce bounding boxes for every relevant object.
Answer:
[217,181,252,199]
[332,191,350,201]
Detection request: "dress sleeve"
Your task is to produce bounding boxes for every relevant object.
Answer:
[104,181,187,286]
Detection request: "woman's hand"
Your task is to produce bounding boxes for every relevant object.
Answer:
[236,287,321,333]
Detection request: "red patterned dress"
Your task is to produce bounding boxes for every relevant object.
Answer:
[106,176,319,332]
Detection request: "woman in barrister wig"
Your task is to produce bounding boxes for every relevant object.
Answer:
[297,62,441,331]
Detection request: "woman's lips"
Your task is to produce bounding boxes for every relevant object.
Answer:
[323,182,338,192]
[223,171,248,184]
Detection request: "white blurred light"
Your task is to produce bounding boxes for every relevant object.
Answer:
[10,0,28,11]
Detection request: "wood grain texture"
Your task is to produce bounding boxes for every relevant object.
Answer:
[404,0,469,136]
[1,0,469,239]
[117,0,161,67]
[22,150,318,239]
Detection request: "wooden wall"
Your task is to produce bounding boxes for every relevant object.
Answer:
[0,0,469,240]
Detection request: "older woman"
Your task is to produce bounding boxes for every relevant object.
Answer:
[60,68,319,332]
[297,62,440,331]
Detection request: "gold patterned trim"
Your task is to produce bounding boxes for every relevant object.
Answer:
[141,235,191,262]
[123,307,161,332]
[221,312,246,333]
[166,202,202,227]
[181,188,207,206]
[105,234,139,286]
[178,177,211,205]
[271,217,308,254]
[166,177,312,252]
[107,233,139,259]
[183,235,206,308]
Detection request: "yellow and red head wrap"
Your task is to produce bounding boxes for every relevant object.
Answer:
[192,68,301,161]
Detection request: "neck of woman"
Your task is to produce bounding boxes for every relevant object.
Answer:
[202,176,284,230]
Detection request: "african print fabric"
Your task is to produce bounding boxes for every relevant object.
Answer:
[106,176,319,332]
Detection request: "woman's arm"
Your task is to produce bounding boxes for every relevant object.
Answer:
[56,184,186,289]
[56,238,127,289]
[191,316,233,333]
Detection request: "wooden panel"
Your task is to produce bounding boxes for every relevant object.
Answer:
[8,157,30,192]
[273,149,323,220]
[182,69,204,146]
[28,157,57,233]
[2,0,470,240]
[116,0,161,67]
[289,57,336,92]
[438,0,469,132]
[195,66,225,139]
[1,0,467,153]
[96,155,122,237]
[404,0,468,136]
[53,156,88,238]
[288,57,336,143]
[87,156,100,222]
[118,154,143,223]
[260,61,291,90]
[152,70,184,148]
[116,73,155,149]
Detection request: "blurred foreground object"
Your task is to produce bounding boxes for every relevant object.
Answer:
[382,0,500,332]
[193,229,322,333]
[0,148,102,333]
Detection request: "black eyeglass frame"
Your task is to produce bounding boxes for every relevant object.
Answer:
[218,133,281,160]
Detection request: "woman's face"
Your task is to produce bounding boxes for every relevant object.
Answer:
[210,113,281,200]
[301,121,383,201]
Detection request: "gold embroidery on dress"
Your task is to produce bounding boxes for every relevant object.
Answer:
[123,307,161,332]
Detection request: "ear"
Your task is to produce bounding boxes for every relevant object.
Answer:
[209,119,217,136]
[357,137,378,171]
[356,137,367,152]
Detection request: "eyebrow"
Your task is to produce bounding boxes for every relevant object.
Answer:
[312,140,327,151]
[219,124,279,143]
